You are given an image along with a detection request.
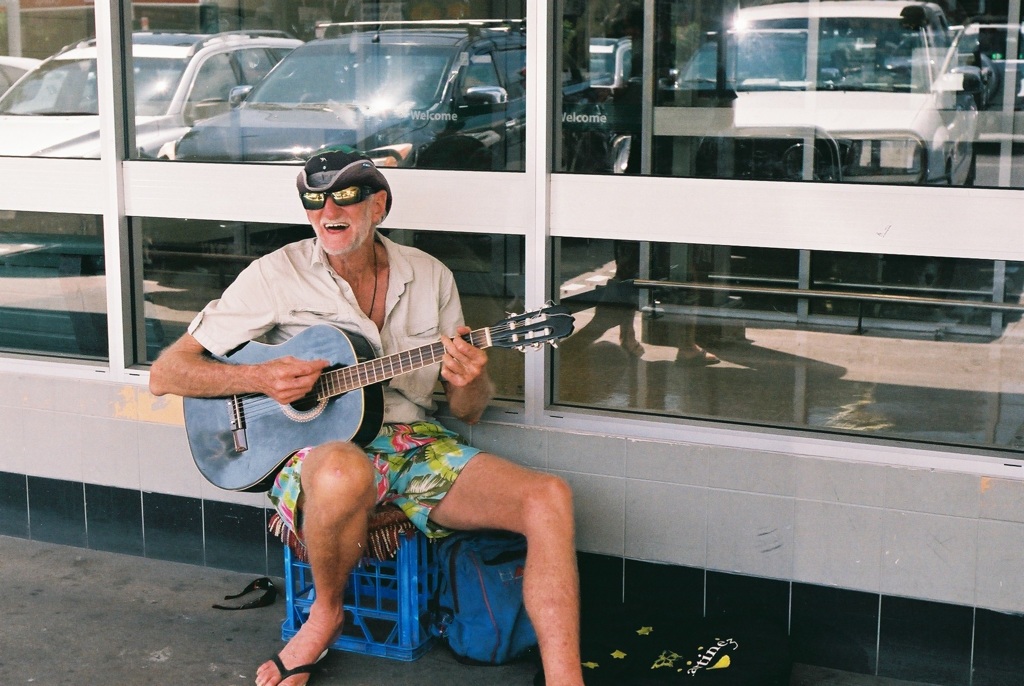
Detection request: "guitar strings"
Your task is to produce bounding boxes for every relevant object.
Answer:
[212,319,561,421]
[225,338,454,421]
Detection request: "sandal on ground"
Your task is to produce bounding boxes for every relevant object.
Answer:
[621,338,645,357]
[678,349,720,366]
[268,649,328,685]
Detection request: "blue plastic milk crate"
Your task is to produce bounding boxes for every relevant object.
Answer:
[281,529,436,661]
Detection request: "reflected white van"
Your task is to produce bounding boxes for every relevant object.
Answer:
[666,1,980,185]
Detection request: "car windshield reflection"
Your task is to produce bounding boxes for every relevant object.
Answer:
[0,59,100,115]
[680,17,930,94]
[133,59,191,115]
[245,42,451,111]
[0,57,189,116]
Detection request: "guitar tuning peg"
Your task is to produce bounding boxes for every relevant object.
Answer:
[550,341,559,349]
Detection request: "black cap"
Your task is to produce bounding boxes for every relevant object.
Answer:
[296,146,392,215]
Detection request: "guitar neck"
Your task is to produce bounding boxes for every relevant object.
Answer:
[317,327,492,399]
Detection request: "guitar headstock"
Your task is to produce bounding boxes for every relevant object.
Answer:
[490,304,576,351]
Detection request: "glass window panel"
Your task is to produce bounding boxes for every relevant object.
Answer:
[554,237,1024,452]
[0,1,526,164]
[0,211,106,359]
[0,0,93,157]
[555,0,1024,188]
[138,218,526,400]
[0,28,300,158]
[556,1,641,174]
[128,0,527,170]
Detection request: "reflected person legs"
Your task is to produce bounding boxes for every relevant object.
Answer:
[566,240,644,357]
[662,243,719,366]
[677,310,720,366]
[609,240,644,356]
[610,240,643,358]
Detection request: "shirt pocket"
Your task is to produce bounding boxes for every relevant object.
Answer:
[286,305,339,326]
[403,314,441,341]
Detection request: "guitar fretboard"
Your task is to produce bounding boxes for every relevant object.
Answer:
[316,328,491,400]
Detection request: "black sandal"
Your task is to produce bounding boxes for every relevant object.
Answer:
[211,576,277,610]
[268,649,328,683]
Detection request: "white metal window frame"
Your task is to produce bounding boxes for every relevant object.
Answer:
[0,0,1022,479]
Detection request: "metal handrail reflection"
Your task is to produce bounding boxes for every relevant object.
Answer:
[630,279,1024,312]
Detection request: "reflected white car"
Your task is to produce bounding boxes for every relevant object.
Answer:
[667,1,979,185]
[0,31,301,158]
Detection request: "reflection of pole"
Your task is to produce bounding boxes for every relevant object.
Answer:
[998,0,1021,187]
[991,259,1005,337]
[553,0,568,172]
[6,0,22,57]
[640,0,653,174]
[803,13,820,179]
[715,18,727,93]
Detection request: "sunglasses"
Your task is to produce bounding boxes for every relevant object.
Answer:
[300,185,376,210]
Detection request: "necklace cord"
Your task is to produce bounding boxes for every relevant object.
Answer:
[367,241,379,318]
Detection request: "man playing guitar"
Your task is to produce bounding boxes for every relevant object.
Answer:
[148,147,584,686]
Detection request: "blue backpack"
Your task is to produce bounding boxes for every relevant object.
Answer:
[432,530,538,665]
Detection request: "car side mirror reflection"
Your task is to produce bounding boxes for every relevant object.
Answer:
[939,67,983,96]
[461,85,508,107]
[228,85,253,109]
[899,6,928,29]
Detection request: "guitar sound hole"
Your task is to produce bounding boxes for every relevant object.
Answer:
[290,394,318,412]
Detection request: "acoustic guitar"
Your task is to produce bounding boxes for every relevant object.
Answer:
[184,305,575,492]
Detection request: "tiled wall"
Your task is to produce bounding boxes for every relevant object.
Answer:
[4,371,1024,683]
[0,471,283,574]
[466,417,1024,613]
[2,470,1024,684]
[577,553,1024,685]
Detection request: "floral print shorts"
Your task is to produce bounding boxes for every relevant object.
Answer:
[267,421,480,552]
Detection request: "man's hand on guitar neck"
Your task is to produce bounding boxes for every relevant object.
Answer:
[439,325,493,425]
[439,326,487,389]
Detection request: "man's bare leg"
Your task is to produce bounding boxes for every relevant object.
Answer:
[429,453,584,686]
[255,442,378,686]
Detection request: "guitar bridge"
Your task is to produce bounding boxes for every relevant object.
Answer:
[228,396,248,453]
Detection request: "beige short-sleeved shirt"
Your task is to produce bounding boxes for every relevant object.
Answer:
[187,233,464,423]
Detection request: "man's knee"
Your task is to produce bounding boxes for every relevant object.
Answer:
[301,441,376,504]
[523,471,574,521]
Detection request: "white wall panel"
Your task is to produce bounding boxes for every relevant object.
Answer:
[550,174,1024,261]
[0,159,105,214]
[123,162,532,233]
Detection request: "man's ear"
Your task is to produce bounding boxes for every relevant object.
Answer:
[372,190,388,222]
